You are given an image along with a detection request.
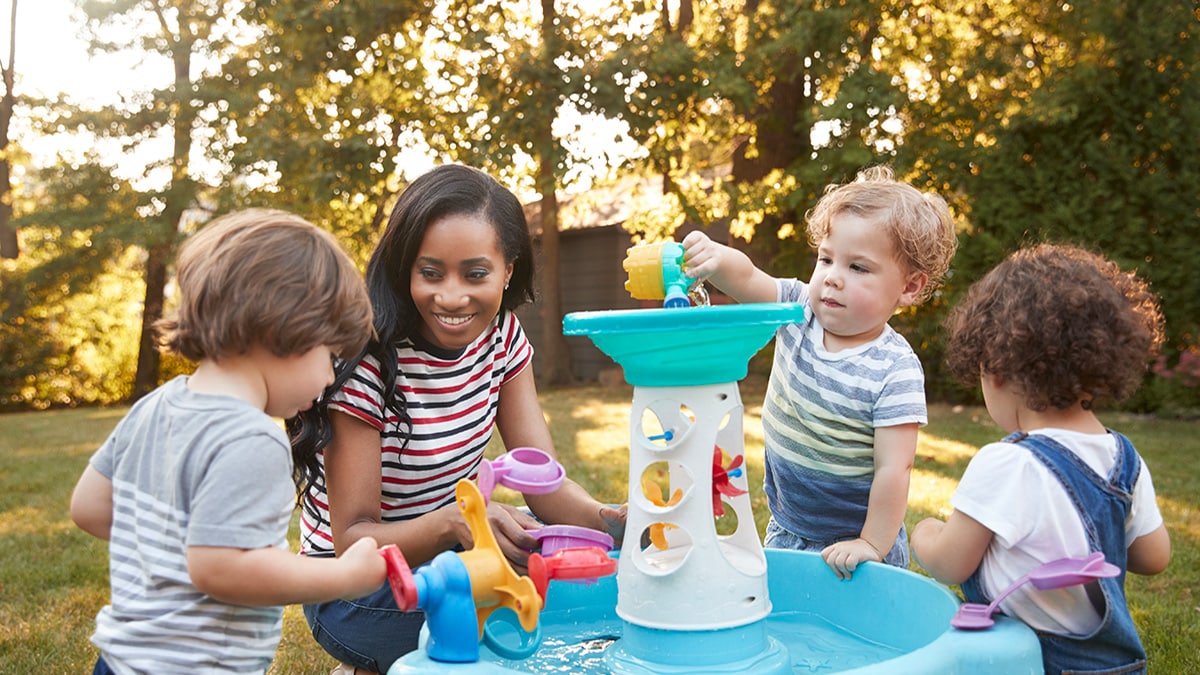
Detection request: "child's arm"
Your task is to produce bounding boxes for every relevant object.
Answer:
[187,536,386,607]
[70,465,114,541]
[1127,524,1170,575]
[681,231,779,303]
[821,423,917,579]
[910,511,994,585]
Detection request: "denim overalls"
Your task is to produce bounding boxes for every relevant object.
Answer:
[960,431,1148,675]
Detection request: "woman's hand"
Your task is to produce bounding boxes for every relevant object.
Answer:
[445,500,541,573]
[599,503,628,546]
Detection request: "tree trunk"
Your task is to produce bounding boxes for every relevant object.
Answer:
[131,28,196,399]
[535,0,574,386]
[0,0,19,259]
[131,241,169,398]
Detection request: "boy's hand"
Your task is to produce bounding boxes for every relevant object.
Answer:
[681,230,721,282]
[820,538,883,581]
[338,536,388,600]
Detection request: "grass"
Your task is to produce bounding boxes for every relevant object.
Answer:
[2,376,1197,673]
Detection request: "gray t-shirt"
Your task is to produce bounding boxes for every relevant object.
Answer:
[88,376,294,674]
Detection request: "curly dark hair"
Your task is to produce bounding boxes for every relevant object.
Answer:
[945,243,1163,411]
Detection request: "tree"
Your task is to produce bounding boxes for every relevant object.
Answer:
[231,1,427,255]
[237,0,633,385]
[0,0,19,259]
[895,0,1200,392]
[73,0,254,399]
[596,0,911,275]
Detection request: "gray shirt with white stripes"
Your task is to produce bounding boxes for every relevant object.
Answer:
[88,376,294,674]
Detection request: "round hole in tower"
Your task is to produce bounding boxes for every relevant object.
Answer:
[713,497,739,536]
[634,522,691,575]
[637,400,694,448]
[637,460,693,512]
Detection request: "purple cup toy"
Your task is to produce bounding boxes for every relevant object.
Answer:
[477,447,566,502]
[527,524,615,556]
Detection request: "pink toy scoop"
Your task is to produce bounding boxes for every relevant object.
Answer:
[951,552,1120,630]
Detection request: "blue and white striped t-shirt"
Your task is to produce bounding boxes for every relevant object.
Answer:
[763,278,926,542]
[88,376,294,674]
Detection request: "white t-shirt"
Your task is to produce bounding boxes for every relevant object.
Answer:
[950,428,1162,635]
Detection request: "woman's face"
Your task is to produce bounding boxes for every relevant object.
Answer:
[409,212,513,351]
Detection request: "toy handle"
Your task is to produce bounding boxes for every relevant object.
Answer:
[378,544,419,611]
[481,606,543,660]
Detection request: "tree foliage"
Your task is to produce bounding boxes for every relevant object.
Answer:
[2,0,1197,412]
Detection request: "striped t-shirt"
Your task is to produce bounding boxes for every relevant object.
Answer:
[88,376,294,674]
[763,278,927,542]
[300,310,533,555]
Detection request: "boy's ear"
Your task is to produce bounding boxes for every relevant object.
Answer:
[898,271,928,307]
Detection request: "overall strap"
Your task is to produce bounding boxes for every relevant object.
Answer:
[1001,430,1138,517]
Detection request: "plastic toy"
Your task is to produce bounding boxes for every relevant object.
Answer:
[386,301,1045,674]
[476,447,566,503]
[951,552,1121,630]
[641,475,682,550]
[711,445,747,517]
[623,241,693,308]
[379,479,544,662]
[526,524,614,556]
[527,545,618,602]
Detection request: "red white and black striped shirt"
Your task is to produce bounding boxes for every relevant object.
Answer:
[300,310,533,555]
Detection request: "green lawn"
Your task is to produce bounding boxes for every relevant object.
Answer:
[2,377,1196,672]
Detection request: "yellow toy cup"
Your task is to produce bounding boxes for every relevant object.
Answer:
[623,241,691,308]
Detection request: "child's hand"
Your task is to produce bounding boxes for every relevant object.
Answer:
[820,538,883,581]
[337,536,388,600]
[681,231,721,282]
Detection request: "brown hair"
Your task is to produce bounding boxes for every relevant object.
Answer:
[945,243,1164,411]
[155,208,372,362]
[806,165,958,302]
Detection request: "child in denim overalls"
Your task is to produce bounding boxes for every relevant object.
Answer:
[910,244,1171,675]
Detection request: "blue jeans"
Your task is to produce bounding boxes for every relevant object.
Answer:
[303,581,426,672]
[91,657,115,675]
[763,516,910,569]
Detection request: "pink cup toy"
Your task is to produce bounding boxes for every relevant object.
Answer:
[476,447,566,502]
[526,524,615,556]
[951,551,1121,630]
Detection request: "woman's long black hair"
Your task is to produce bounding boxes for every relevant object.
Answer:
[287,165,537,527]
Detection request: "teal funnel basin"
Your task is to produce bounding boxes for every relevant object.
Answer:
[562,304,806,387]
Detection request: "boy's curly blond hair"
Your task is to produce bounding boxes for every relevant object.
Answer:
[805,165,958,302]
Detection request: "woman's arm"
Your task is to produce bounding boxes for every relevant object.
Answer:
[70,465,114,541]
[496,367,624,540]
[821,423,917,579]
[325,411,463,566]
